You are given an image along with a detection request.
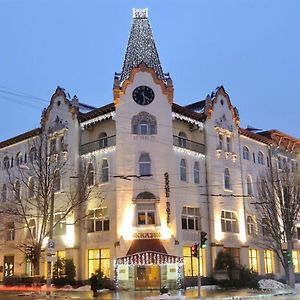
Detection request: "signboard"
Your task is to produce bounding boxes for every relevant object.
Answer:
[47,240,55,254]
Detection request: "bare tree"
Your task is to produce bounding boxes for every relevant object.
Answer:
[0,133,101,276]
[253,166,300,287]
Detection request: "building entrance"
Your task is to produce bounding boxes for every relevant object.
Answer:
[135,265,160,289]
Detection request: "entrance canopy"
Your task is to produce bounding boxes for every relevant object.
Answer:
[116,239,183,265]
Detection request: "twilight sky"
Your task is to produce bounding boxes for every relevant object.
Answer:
[0,0,299,141]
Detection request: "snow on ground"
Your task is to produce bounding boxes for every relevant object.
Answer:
[258,279,290,290]
[144,295,185,300]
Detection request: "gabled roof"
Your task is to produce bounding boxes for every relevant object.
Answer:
[184,100,206,113]
[120,8,165,83]
[239,128,272,145]
[78,103,115,122]
[0,128,41,149]
[258,129,300,151]
[172,103,206,122]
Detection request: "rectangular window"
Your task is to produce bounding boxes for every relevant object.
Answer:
[293,251,299,273]
[87,208,109,233]
[53,213,66,236]
[183,246,204,277]
[297,227,300,240]
[226,137,231,152]
[50,139,56,154]
[136,203,156,226]
[88,249,110,278]
[224,247,240,265]
[6,223,15,241]
[221,210,239,233]
[249,249,258,272]
[181,207,200,231]
[264,250,274,274]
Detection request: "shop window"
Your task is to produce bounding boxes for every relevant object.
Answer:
[264,250,274,274]
[183,246,204,277]
[249,249,258,272]
[224,247,240,265]
[181,207,200,230]
[88,249,110,278]
[221,210,239,233]
[87,207,109,233]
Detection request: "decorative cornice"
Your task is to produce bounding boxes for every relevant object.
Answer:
[80,111,116,129]
[172,112,204,130]
[114,63,173,106]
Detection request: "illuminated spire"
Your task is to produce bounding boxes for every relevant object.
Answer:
[120,8,165,83]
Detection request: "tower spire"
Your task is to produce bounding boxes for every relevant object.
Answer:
[120,8,165,83]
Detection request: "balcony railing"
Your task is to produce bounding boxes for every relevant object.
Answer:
[80,135,116,155]
[173,135,205,154]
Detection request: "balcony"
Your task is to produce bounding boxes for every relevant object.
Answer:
[80,135,116,155]
[173,135,205,154]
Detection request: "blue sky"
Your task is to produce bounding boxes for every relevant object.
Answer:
[0,0,299,141]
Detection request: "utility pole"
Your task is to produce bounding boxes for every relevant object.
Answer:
[46,190,55,290]
[197,230,201,298]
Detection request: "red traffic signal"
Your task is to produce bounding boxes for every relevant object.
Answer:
[191,244,198,257]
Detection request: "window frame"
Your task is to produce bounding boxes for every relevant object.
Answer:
[221,210,239,233]
[101,159,109,183]
[139,153,151,176]
[224,168,231,190]
[87,208,109,233]
[180,159,187,182]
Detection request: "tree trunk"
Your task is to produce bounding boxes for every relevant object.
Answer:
[33,256,40,276]
[287,239,295,288]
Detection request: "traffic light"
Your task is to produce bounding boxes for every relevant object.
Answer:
[191,244,198,257]
[200,231,208,248]
[283,250,293,265]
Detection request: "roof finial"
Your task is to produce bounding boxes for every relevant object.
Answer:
[133,8,148,19]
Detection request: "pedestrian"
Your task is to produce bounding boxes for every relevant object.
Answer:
[90,273,98,297]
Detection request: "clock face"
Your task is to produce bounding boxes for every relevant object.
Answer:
[132,85,155,105]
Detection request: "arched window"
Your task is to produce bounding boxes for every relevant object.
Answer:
[87,163,95,186]
[29,147,37,162]
[267,156,270,167]
[253,152,256,163]
[28,177,35,198]
[53,170,60,192]
[136,192,157,226]
[3,156,10,169]
[178,132,187,148]
[15,181,20,201]
[132,111,157,135]
[194,162,200,184]
[11,157,14,168]
[283,158,287,170]
[246,176,253,195]
[1,184,7,202]
[258,151,264,165]
[242,147,249,160]
[278,157,282,170]
[99,132,108,148]
[139,153,151,176]
[180,159,187,182]
[247,216,256,235]
[101,159,109,183]
[224,168,231,190]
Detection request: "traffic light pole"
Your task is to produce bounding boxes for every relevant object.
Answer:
[198,230,201,298]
